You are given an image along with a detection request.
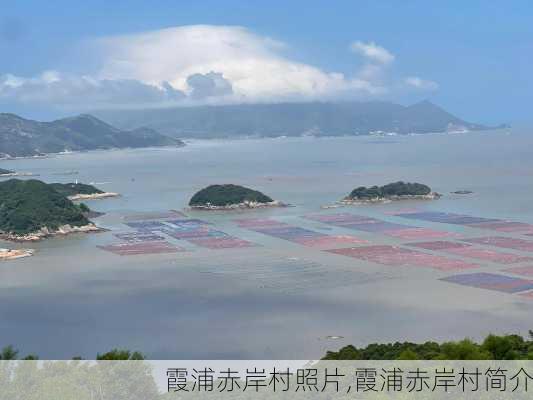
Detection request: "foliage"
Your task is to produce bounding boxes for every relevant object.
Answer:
[78,203,90,213]
[348,181,432,200]
[189,184,273,207]
[0,179,89,235]
[96,349,145,360]
[323,332,533,360]
[0,113,184,158]
[49,183,103,197]
[2,333,533,362]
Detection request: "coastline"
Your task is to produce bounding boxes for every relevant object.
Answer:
[339,192,441,205]
[0,172,37,178]
[0,223,105,242]
[0,127,509,163]
[190,200,287,211]
[68,192,120,201]
[0,143,186,162]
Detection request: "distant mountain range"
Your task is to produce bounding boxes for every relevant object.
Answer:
[96,100,499,139]
[0,113,184,158]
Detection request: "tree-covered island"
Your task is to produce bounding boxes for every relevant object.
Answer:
[189,184,285,210]
[0,179,103,241]
[49,182,119,201]
[342,181,441,203]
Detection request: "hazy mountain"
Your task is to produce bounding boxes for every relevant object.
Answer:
[95,100,491,139]
[0,113,184,158]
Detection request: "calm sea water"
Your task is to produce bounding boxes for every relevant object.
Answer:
[1,128,533,359]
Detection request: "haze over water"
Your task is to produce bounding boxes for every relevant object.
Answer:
[1,128,533,359]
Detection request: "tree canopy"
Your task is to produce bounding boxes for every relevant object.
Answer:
[49,182,103,197]
[323,332,533,360]
[348,181,432,200]
[0,179,89,235]
[189,184,273,207]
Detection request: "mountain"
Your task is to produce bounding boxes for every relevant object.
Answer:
[95,100,490,139]
[0,113,184,158]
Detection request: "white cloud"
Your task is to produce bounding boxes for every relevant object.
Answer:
[350,41,395,65]
[404,76,439,90]
[0,25,439,110]
[0,71,185,108]
[95,25,386,102]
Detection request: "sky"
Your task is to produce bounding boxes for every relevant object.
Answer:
[0,0,532,125]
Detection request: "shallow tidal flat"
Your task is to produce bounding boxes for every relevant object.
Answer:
[1,130,533,359]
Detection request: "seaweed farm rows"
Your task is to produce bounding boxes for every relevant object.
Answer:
[394,210,533,234]
[303,213,457,239]
[325,245,480,271]
[98,212,258,255]
[96,209,533,301]
[234,217,367,248]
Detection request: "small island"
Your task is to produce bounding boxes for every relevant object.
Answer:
[0,248,34,261]
[0,168,14,176]
[0,179,103,241]
[189,184,285,210]
[0,168,34,177]
[49,182,119,201]
[341,181,441,204]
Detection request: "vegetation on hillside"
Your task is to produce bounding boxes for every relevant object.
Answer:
[49,182,103,197]
[0,113,184,158]
[189,184,273,207]
[347,181,432,200]
[323,331,533,360]
[0,345,144,361]
[0,179,90,235]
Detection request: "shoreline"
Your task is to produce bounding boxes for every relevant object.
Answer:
[68,192,120,201]
[0,172,37,178]
[0,128,509,162]
[190,200,288,211]
[339,192,441,205]
[0,223,105,242]
[0,143,186,162]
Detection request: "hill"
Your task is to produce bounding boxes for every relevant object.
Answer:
[0,179,96,238]
[189,184,280,209]
[96,100,491,139]
[0,113,185,158]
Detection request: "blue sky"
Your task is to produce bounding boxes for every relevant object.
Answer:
[1,0,532,124]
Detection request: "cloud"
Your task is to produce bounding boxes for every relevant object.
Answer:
[404,76,439,90]
[95,25,385,102]
[350,41,395,65]
[0,25,438,111]
[0,71,186,109]
[186,72,233,99]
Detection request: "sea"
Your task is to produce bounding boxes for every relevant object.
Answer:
[1,128,533,359]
